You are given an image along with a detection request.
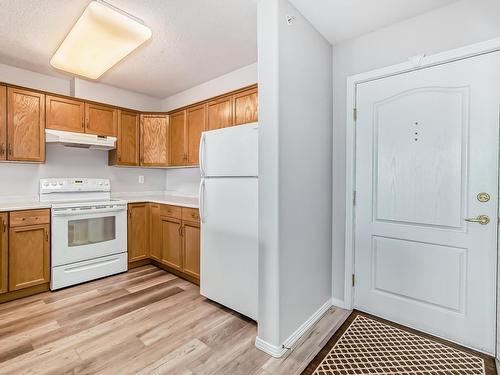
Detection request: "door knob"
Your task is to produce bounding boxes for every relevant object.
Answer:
[465,215,490,225]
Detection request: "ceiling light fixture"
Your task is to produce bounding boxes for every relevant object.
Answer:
[50,0,152,79]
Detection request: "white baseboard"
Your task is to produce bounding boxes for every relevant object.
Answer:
[255,298,332,358]
[255,337,288,358]
[331,297,346,309]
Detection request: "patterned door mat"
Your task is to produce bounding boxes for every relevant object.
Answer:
[303,311,496,375]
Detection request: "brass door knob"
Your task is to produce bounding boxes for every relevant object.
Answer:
[465,215,490,225]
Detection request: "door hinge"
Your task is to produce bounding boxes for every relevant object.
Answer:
[353,108,357,122]
[352,274,355,287]
[353,191,357,206]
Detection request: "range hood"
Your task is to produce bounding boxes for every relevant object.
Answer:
[45,129,116,150]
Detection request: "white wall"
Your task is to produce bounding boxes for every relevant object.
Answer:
[0,62,70,95]
[257,0,333,352]
[331,0,500,303]
[161,63,257,112]
[71,78,162,112]
[0,145,166,198]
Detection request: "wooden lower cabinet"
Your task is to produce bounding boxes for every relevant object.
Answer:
[9,223,50,291]
[128,203,201,283]
[0,213,7,294]
[160,216,183,271]
[182,220,200,279]
[149,204,161,261]
[128,203,150,263]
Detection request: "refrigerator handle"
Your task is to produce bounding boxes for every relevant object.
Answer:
[199,134,206,177]
[199,179,206,223]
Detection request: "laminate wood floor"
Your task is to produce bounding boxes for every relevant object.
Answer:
[0,265,350,375]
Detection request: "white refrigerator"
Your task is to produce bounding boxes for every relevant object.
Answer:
[199,122,258,320]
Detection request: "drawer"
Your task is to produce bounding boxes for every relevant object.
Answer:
[182,207,200,222]
[160,205,182,219]
[10,209,50,227]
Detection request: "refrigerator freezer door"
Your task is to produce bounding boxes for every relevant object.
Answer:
[200,123,258,177]
[200,177,258,320]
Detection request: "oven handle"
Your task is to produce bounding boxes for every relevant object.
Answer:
[52,206,127,217]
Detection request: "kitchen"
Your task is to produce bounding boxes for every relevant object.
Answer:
[1,0,500,374]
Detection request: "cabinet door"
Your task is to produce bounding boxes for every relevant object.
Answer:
[9,224,50,291]
[46,95,85,133]
[149,204,161,261]
[161,216,183,271]
[169,110,186,166]
[0,213,7,294]
[233,87,258,125]
[140,115,168,166]
[182,221,200,280]
[186,104,206,165]
[85,103,118,137]
[111,110,140,166]
[7,87,45,162]
[207,95,233,131]
[0,86,6,161]
[128,203,149,263]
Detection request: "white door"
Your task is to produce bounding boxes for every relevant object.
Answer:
[200,123,258,177]
[199,177,258,320]
[354,52,500,354]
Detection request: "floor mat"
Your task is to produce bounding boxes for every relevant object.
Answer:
[303,311,496,375]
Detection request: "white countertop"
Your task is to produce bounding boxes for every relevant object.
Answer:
[112,192,199,209]
[0,199,52,212]
[0,192,199,212]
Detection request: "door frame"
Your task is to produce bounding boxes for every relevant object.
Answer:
[342,38,500,328]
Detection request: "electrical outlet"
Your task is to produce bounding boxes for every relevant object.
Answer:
[138,175,145,184]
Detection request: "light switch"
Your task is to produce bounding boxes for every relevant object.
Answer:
[138,175,145,184]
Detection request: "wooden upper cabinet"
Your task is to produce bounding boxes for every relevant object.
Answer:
[182,220,200,280]
[0,86,6,161]
[128,203,149,263]
[85,103,117,137]
[207,95,233,131]
[46,95,85,133]
[109,110,140,166]
[0,213,7,294]
[186,104,206,165]
[169,110,186,166]
[234,87,258,125]
[161,216,183,271]
[9,223,50,291]
[7,87,45,162]
[140,115,168,167]
[149,204,161,262]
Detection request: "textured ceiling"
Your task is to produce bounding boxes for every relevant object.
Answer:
[289,0,460,45]
[0,0,461,98]
[0,0,257,98]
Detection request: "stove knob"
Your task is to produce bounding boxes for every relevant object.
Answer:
[42,182,49,187]
[50,182,57,187]
[58,182,63,186]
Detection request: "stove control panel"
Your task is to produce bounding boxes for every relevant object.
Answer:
[40,178,111,193]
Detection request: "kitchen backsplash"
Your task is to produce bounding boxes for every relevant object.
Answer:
[165,168,201,197]
[0,144,167,198]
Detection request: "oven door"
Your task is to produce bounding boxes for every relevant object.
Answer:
[51,205,127,267]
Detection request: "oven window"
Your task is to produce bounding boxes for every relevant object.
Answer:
[68,216,116,247]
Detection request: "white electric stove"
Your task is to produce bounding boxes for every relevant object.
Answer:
[40,178,128,290]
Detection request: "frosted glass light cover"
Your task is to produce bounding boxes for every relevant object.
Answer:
[50,1,152,79]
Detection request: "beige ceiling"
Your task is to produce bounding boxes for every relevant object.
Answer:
[0,0,258,98]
